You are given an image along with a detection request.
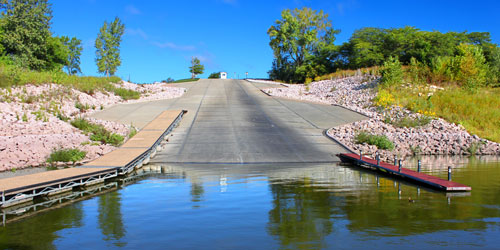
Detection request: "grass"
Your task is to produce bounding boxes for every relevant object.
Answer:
[70,118,124,146]
[384,115,432,128]
[381,85,500,142]
[0,63,141,100]
[128,126,137,138]
[46,148,86,166]
[355,131,394,150]
[172,78,200,83]
[317,66,381,81]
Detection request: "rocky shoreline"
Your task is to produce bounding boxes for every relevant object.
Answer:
[0,81,185,172]
[264,76,500,162]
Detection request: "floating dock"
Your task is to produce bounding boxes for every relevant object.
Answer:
[0,110,186,207]
[338,153,471,192]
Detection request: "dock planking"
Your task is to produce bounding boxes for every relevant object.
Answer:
[0,110,186,207]
[338,153,471,192]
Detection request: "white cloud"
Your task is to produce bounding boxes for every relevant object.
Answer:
[152,41,196,51]
[126,28,148,40]
[125,5,142,15]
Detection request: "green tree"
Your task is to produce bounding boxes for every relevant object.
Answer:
[380,56,404,87]
[189,57,204,78]
[208,72,220,79]
[61,36,82,75]
[95,17,125,77]
[267,7,339,83]
[0,0,61,70]
[454,43,488,90]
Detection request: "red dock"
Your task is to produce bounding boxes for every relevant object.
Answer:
[338,153,471,192]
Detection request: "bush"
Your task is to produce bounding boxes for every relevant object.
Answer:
[380,56,404,87]
[384,115,432,128]
[71,118,124,146]
[208,72,220,79]
[47,148,86,166]
[90,132,124,146]
[355,131,394,150]
[111,87,140,100]
[454,44,489,91]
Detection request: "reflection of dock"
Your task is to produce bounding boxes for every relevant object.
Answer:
[338,153,471,192]
[1,182,118,226]
[0,110,186,207]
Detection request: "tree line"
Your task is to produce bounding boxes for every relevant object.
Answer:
[268,7,500,86]
[0,0,124,78]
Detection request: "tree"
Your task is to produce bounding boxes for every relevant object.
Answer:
[267,7,339,82]
[61,36,83,75]
[189,57,204,78]
[208,72,220,79]
[0,0,62,70]
[95,17,125,77]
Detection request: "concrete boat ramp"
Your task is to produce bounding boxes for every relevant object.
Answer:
[0,110,186,207]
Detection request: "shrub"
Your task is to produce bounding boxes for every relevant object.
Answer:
[373,89,395,108]
[111,87,140,100]
[454,44,489,91]
[385,115,432,128]
[380,56,404,87]
[208,72,220,79]
[47,148,87,166]
[90,132,124,146]
[355,131,394,150]
[71,118,124,146]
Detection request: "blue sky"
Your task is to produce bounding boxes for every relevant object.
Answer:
[50,0,500,83]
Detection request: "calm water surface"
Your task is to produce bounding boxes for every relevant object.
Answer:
[1,156,500,249]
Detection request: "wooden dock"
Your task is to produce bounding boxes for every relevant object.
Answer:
[0,110,186,207]
[338,153,471,192]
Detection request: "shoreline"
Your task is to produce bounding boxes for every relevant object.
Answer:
[0,81,185,173]
[264,76,500,162]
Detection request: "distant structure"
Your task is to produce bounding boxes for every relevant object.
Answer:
[220,72,227,79]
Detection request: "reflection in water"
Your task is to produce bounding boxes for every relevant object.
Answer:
[0,156,499,249]
[0,202,83,249]
[267,178,340,250]
[98,191,126,247]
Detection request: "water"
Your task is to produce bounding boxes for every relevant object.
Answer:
[1,156,500,249]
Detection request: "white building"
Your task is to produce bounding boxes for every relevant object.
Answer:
[220,72,227,79]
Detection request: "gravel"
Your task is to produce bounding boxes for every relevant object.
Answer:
[264,75,500,161]
[0,81,185,172]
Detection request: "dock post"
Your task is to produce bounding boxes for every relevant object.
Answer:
[394,156,398,166]
[398,160,402,172]
[448,166,452,181]
[359,150,362,160]
[376,153,380,166]
[417,160,421,172]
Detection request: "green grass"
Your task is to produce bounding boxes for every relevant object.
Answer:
[70,118,124,146]
[46,148,86,166]
[172,78,200,83]
[381,85,500,142]
[384,115,432,128]
[355,131,395,150]
[0,63,141,100]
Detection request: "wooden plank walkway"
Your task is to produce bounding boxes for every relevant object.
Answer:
[338,153,471,192]
[0,110,186,207]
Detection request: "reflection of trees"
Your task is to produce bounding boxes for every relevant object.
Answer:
[98,192,126,246]
[190,183,204,203]
[0,203,83,249]
[342,160,500,236]
[267,178,339,250]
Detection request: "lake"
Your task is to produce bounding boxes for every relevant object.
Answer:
[1,156,499,249]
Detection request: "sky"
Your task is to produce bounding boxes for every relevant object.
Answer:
[50,0,500,83]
